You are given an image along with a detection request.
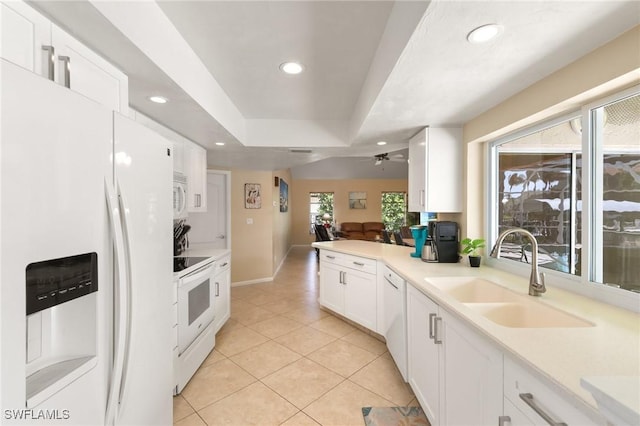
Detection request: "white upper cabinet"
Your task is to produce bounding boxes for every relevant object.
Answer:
[1,1,128,114]
[51,24,128,114]
[0,1,50,76]
[408,127,463,212]
[185,141,207,212]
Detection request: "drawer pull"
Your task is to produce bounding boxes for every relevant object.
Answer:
[433,316,443,344]
[353,261,365,266]
[519,393,567,426]
[326,255,336,260]
[429,313,437,340]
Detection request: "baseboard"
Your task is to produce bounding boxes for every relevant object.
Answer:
[231,277,273,287]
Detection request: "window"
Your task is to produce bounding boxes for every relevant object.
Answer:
[309,192,334,233]
[381,192,407,231]
[490,90,640,295]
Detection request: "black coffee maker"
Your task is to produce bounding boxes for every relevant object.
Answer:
[428,221,460,263]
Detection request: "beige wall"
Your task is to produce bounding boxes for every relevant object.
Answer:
[272,169,292,273]
[461,25,640,242]
[229,168,292,284]
[291,178,408,245]
[230,169,275,284]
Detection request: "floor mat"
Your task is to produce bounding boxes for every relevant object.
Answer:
[361,406,430,426]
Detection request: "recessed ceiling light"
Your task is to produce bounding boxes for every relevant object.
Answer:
[148,95,168,104]
[377,141,387,146]
[215,142,225,146]
[279,61,304,75]
[467,24,503,44]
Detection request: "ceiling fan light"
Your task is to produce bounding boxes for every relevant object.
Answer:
[375,159,382,166]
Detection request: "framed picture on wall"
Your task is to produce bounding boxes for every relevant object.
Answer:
[244,183,261,209]
[349,192,367,209]
[279,179,288,212]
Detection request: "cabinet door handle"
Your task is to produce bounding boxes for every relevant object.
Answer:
[519,393,567,426]
[353,261,365,267]
[42,45,55,81]
[420,190,425,207]
[428,313,437,340]
[342,271,347,285]
[498,415,511,426]
[215,282,219,297]
[433,316,443,344]
[58,55,71,88]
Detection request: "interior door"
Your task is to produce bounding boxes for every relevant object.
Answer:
[188,171,229,249]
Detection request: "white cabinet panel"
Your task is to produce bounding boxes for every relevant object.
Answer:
[441,310,502,426]
[0,1,128,112]
[407,284,502,426]
[0,0,50,76]
[504,357,598,426]
[52,25,128,114]
[211,256,230,334]
[408,127,463,213]
[185,141,207,212]
[343,268,376,331]
[319,261,346,314]
[407,285,441,424]
[318,250,377,331]
[408,129,427,212]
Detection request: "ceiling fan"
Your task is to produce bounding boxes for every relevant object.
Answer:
[374,152,405,166]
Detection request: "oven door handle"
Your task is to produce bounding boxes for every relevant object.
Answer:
[179,263,215,289]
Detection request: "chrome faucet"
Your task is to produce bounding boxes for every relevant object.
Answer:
[490,228,546,296]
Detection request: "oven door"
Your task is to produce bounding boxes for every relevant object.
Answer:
[177,261,215,353]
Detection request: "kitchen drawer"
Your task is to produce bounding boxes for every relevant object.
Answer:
[320,250,376,275]
[504,357,597,426]
[340,253,376,275]
[214,256,230,274]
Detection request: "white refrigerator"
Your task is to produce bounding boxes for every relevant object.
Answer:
[0,59,173,425]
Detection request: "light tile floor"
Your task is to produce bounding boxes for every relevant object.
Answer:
[173,246,417,426]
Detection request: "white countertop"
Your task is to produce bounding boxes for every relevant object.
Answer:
[313,240,640,421]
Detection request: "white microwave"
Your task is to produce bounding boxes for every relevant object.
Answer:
[173,172,188,219]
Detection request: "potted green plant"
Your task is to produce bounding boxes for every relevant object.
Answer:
[461,238,485,267]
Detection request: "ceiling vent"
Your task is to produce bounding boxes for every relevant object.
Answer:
[289,149,312,153]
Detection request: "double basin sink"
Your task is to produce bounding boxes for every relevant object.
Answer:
[425,277,593,328]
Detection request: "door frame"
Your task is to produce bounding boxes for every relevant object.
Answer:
[208,169,231,250]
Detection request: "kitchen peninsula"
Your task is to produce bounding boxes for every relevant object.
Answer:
[313,240,640,426]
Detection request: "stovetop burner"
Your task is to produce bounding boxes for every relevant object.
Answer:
[173,256,210,273]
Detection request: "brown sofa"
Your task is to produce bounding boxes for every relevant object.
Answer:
[339,222,385,240]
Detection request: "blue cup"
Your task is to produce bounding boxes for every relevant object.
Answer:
[410,226,427,258]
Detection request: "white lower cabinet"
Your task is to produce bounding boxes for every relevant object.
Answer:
[211,256,231,334]
[318,250,377,331]
[407,284,502,426]
[503,356,598,426]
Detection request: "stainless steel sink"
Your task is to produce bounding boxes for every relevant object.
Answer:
[424,276,594,328]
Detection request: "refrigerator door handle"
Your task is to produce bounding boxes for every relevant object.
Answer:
[115,180,134,412]
[104,179,130,425]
